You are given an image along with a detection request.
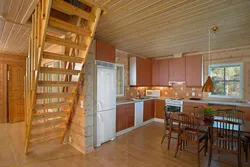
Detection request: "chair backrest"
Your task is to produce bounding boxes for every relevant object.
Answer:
[176,113,201,141]
[216,108,245,124]
[163,105,171,126]
[193,106,203,117]
[213,119,241,152]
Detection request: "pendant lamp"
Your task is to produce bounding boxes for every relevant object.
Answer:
[202,26,219,92]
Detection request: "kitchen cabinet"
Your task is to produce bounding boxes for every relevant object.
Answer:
[185,55,202,87]
[130,57,152,86]
[239,106,250,121]
[155,99,165,119]
[168,57,185,82]
[116,103,135,132]
[143,100,155,122]
[152,59,169,86]
[96,40,116,63]
[183,101,207,114]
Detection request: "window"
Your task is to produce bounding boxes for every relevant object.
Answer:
[116,64,124,97]
[208,63,243,99]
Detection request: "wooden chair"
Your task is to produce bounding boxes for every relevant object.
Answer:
[216,108,249,164]
[174,113,208,167]
[161,106,181,150]
[209,119,242,167]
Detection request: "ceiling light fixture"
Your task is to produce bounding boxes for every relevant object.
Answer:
[202,26,219,92]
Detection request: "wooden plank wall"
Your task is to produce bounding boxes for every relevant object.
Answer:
[0,64,7,123]
[203,47,250,101]
[0,53,26,122]
[68,41,95,154]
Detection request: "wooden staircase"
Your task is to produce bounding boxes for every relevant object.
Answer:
[24,0,102,154]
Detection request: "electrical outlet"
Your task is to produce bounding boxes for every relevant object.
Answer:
[180,87,183,91]
[192,92,195,96]
[186,93,190,96]
[165,92,168,95]
[175,92,178,96]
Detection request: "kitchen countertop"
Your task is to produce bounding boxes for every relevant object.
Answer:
[116,97,250,107]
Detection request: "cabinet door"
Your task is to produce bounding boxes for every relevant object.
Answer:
[145,58,152,86]
[185,55,202,87]
[168,57,185,82]
[143,100,154,122]
[136,57,143,86]
[159,59,169,85]
[239,106,250,121]
[116,105,127,132]
[126,103,135,128]
[155,100,165,119]
[96,40,116,63]
[152,60,160,86]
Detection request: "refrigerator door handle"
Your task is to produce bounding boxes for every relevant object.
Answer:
[97,101,101,111]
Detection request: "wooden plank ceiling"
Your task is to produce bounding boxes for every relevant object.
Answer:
[95,0,250,58]
[0,0,37,55]
[0,0,250,58]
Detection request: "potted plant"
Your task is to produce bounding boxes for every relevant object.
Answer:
[202,105,215,120]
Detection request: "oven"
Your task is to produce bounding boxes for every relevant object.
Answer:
[165,99,183,113]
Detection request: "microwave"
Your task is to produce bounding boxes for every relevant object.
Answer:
[146,90,160,97]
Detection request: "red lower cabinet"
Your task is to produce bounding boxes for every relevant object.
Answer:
[143,100,155,122]
[116,103,135,132]
[155,100,165,119]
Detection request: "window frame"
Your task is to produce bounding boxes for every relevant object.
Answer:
[208,62,243,99]
[116,63,125,97]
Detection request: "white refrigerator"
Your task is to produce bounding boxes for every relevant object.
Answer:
[95,62,116,147]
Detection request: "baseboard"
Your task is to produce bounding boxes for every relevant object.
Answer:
[116,119,155,137]
[69,142,87,154]
[154,118,164,123]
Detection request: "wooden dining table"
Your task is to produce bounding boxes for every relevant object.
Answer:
[170,113,250,167]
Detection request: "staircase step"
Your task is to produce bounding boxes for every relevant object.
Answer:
[34,101,70,110]
[52,0,96,22]
[43,51,84,63]
[33,111,67,120]
[49,17,91,36]
[31,127,65,141]
[40,67,80,75]
[38,81,77,87]
[36,93,73,99]
[29,133,63,144]
[45,35,87,50]
[32,117,66,129]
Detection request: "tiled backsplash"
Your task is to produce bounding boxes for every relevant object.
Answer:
[132,84,202,99]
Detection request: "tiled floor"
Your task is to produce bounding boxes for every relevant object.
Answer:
[0,121,249,167]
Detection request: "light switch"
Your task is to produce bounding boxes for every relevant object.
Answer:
[192,92,195,96]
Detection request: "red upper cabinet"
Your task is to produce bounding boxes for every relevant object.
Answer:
[152,60,160,86]
[152,59,169,86]
[130,57,152,86]
[185,55,202,87]
[159,59,169,85]
[96,40,116,63]
[168,57,185,82]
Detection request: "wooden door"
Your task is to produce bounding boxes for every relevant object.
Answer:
[96,40,116,63]
[168,57,185,82]
[116,104,127,132]
[152,60,160,86]
[155,100,165,119]
[143,100,154,122]
[8,65,25,122]
[0,64,7,123]
[185,55,202,87]
[159,59,169,85]
[126,103,135,128]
